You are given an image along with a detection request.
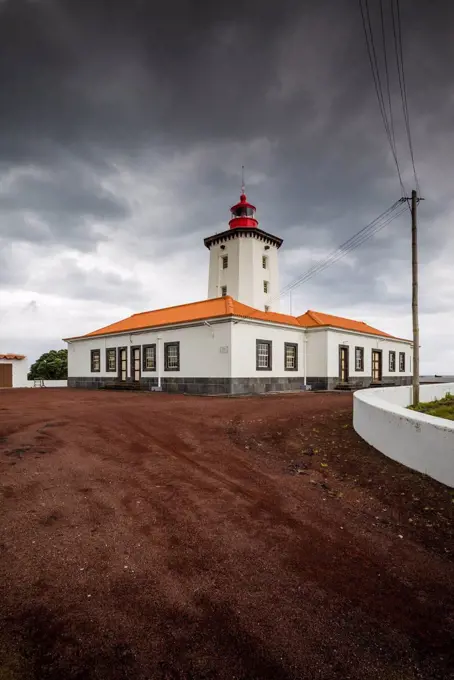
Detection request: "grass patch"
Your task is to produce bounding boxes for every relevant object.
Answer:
[409,392,454,421]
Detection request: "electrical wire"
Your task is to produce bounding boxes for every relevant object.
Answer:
[281,203,407,296]
[379,0,396,153]
[359,0,406,195]
[391,0,420,194]
[278,200,404,300]
[281,199,402,295]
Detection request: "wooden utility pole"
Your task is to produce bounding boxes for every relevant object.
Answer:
[411,189,420,406]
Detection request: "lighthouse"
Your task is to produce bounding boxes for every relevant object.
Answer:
[204,183,283,311]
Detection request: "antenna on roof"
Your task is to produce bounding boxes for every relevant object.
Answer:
[241,165,245,195]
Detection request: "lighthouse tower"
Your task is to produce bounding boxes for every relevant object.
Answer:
[204,183,283,312]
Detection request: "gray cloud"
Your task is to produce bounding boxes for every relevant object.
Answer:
[0,0,453,370]
[30,257,149,306]
[0,162,129,249]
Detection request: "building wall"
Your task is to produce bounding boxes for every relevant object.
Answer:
[67,317,412,395]
[305,329,328,379]
[0,358,28,387]
[326,329,412,385]
[207,234,280,311]
[229,320,306,394]
[68,319,309,395]
[68,321,232,382]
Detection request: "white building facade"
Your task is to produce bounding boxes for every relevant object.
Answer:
[65,187,413,395]
[0,355,28,388]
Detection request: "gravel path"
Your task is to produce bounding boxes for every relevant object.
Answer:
[0,388,453,679]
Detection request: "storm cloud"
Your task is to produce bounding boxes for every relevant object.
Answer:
[0,0,453,372]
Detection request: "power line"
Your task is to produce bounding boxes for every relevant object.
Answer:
[391,0,420,194]
[379,0,396,153]
[279,200,402,298]
[359,0,406,194]
[279,202,407,297]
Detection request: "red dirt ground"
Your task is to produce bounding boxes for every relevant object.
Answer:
[0,388,453,680]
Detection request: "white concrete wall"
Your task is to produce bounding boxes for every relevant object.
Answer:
[230,320,304,378]
[354,383,454,487]
[207,235,280,311]
[305,329,328,377]
[326,329,412,378]
[68,321,232,379]
[0,358,29,387]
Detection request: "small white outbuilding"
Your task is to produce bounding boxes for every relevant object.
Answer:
[0,354,28,388]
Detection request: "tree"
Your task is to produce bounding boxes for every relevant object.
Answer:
[27,349,68,380]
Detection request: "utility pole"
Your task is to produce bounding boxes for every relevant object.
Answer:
[411,189,420,406]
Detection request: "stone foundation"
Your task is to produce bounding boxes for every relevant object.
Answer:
[68,375,413,394]
[69,376,308,395]
[68,377,118,389]
[141,376,307,395]
[306,376,413,391]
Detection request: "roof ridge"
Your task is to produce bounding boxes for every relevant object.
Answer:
[131,296,224,318]
[225,296,235,314]
[307,310,323,324]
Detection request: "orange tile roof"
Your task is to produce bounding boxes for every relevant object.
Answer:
[65,297,300,340]
[0,354,26,360]
[64,298,408,342]
[297,310,400,339]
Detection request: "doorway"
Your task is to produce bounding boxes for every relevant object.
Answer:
[371,349,382,383]
[118,347,127,382]
[0,364,12,388]
[131,346,141,382]
[339,346,349,383]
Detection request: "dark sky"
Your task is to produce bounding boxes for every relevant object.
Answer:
[0,0,453,372]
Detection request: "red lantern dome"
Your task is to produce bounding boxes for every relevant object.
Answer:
[228,190,259,229]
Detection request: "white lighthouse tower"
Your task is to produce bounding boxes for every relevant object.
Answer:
[204,182,283,311]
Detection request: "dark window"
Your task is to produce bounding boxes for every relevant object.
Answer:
[222,255,228,269]
[164,342,180,371]
[285,343,298,371]
[399,352,405,372]
[142,344,156,371]
[106,348,116,372]
[264,305,270,312]
[221,285,227,297]
[256,340,272,370]
[232,206,254,218]
[262,256,267,269]
[355,347,364,371]
[389,351,396,372]
[91,349,100,373]
[263,280,269,293]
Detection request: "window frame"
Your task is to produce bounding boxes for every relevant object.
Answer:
[90,349,101,373]
[222,255,228,269]
[263,280,269,294]
[117,346,127,380]
[354,346,364,372]
[389,350,396,372]
[256,339,272,371]
[105,347,117,373]
[164,342,180,372]
[221,285,227,297]
[262,256,267,269]
[399,351,405,372]
[142,344,156,372]
[284,342,298,371]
